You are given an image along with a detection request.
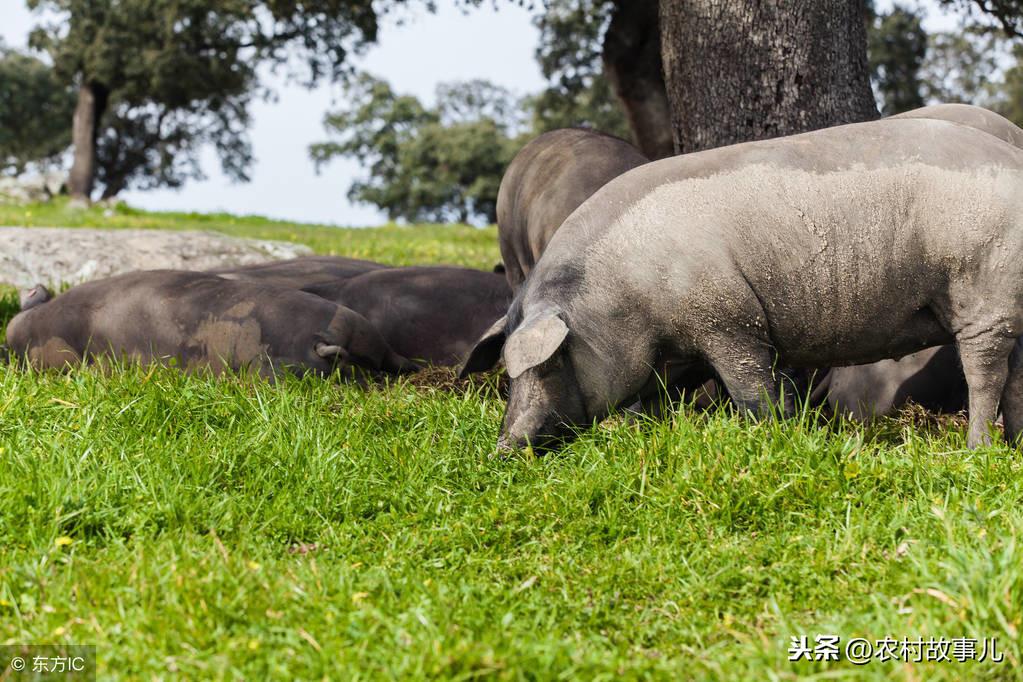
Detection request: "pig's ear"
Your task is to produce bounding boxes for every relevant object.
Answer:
[459,315,508,378]
[504,308,569,379]
[315,342,348,360]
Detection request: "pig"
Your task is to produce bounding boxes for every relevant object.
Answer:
[812,346,967,420]
[5,271,417,379]
[303,266,512,366]
[461,117,1023,450]
[215,259,511,367]
[894,102,1023,149]
[209,255,388,289]
[815,104,1023,419]
[497,129,648,290]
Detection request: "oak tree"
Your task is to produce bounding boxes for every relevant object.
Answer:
[27,0,393,204]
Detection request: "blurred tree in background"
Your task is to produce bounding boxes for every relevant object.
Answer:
[921,27,1006,103]
[530,0,671,158]
[92,101,255,200]
[998,45,1023,122]
[0,46,75,175]
[868,5,929,115]
[863,0,1023,124]
[310,75,521,224]
[527,0,632,142]
[937,0,1023,37]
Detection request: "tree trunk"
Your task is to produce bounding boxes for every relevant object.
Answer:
[658,0,879,154]
[67,81,108,206]
[602,0,675,159]
[99,180,123,202]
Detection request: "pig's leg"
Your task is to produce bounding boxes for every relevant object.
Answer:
[956,334,1013,448]
[704,336,782,419]
[1000,338,1023,445]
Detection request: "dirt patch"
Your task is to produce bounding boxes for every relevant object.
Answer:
[0,227,312,290]
[401,365,509,397]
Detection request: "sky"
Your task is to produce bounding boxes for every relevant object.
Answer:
[1,0,962,226]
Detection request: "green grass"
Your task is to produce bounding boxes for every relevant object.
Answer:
[1,202,1022,679]
[0,199,501,269]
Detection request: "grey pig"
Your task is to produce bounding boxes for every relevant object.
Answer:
[462,118,1023,450]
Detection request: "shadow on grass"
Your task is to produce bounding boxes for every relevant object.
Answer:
[0,287,18,345]
[613,384,977,455]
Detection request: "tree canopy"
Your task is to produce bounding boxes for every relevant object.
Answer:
[310,75,522,225]
[866,2,1023,127]
[868,5,928,115]
[0,47,75,175]
[529,0,631,140]
[25,0,408,202]
[938,0,1023,38]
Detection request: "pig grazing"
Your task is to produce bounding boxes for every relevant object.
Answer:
[5,271,417,379]
[497,129,648,290]
[462,118,1023,450]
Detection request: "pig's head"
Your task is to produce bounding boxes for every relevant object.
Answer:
[461,300,648,452]
[462,304,584,451]
[19,284,52,311]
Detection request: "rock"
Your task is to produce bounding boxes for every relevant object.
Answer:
[0,227,313,290]
[0,171,66,203]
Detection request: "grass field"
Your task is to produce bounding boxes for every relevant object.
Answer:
[1,201,1022,680]
[0,199,499,269]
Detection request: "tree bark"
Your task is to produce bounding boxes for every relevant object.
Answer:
[658,0,879,154]
[67,81,108,206]
[602,0,675,159]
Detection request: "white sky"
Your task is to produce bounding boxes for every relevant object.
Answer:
[0,0,963,226]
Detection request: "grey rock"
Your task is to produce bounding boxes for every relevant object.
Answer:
[0,227,312,289]
[0,171,65,203]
